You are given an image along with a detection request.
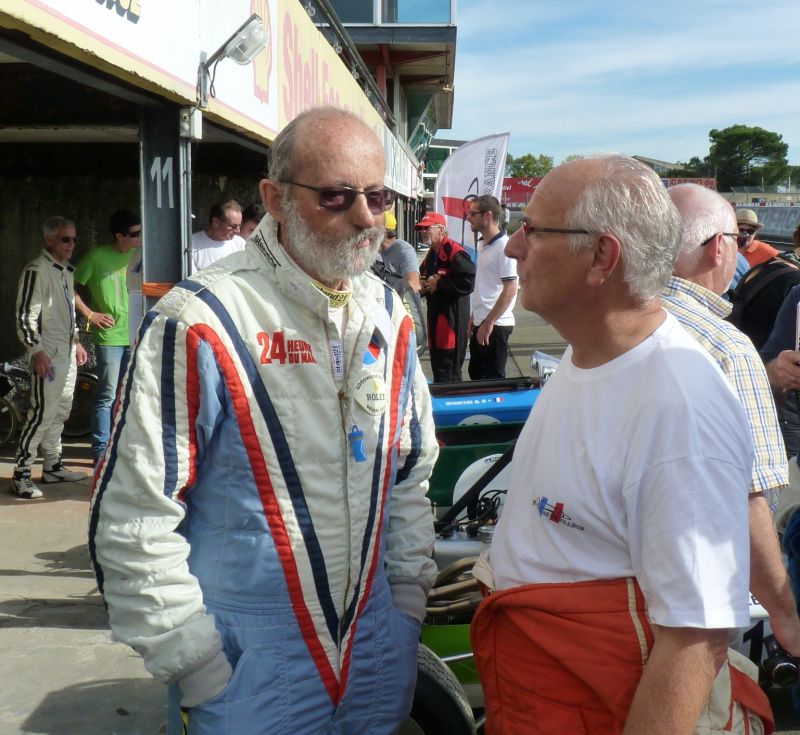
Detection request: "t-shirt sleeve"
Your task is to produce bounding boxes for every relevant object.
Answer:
[498,251,518,281]
[73,251,94,286]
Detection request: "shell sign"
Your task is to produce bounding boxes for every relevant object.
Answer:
[251,0,273,104]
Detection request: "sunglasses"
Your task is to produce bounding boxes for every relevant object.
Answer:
[59,236,77,244]
[737,229,757,247]
[126,229,142,238]
[281,180,396,215]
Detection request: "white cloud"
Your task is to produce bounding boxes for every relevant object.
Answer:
[447,0,800,164]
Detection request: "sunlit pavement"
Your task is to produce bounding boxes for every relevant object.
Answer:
[0,440,166,734]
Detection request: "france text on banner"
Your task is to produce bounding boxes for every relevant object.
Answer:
[434,133,510,260]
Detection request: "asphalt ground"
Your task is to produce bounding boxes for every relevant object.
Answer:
[1,296,799,733]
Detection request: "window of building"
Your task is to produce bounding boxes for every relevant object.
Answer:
[330,0,374,23]
[382,0,452,23]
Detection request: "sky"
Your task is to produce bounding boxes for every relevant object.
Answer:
[446,0,800,167]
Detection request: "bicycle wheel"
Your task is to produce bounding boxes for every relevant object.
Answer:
[63,372,97,438]
[0,395,18,448]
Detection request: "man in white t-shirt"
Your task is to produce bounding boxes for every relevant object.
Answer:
[467,195,517,380]
[190,199,246,272]
[471,155,768,734]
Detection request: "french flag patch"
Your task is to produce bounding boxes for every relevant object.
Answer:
[363,335,381,365]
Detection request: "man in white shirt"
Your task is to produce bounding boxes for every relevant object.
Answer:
[471,155,768,734]
[190,199,246,272]
[467,195,517,379]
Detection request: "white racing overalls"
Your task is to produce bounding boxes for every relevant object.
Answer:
[88,215,438,734]
[15,249,78,468]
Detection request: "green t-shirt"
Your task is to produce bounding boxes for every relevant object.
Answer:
[74,244,136,346]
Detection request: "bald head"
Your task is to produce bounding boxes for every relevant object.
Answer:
[669,184,738,294]
[267,107,382,184]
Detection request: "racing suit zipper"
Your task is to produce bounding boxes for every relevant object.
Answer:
[337,386,354,652]
[327,314,368,653]
[324,317,355,653]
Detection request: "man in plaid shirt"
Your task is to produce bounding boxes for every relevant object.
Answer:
[663,183,800,655]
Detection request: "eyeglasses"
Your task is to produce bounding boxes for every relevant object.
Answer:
[126,229,142,238]
[280,180,396,215]
[59,236,77,244]
[468,210,486,218]
[699,232,739,247]
[521,223,597,239]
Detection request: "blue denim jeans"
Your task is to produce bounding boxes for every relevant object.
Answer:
[92,345,130,461]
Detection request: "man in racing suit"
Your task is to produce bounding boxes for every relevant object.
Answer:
[89,108,438,735]
[11,216,88,499]
[471,156,770,734]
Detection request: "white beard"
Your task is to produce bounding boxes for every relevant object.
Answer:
[280,198,383,285]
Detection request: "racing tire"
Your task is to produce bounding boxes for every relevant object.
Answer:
[0,396,18,448]
[397,644,476,735]
[63,372,97,438]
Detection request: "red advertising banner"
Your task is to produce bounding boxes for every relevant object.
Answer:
[502,177,542,207]
[661,178,717,190]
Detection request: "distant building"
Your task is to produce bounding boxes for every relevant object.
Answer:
[632,155,679,175]
[324,0,457,232]
[422,138,466,199]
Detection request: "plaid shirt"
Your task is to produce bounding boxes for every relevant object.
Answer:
[663,276,787,506]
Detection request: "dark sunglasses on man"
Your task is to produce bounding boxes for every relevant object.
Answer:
[280,180,396,215]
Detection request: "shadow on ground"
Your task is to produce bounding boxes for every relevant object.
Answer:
[22,678,166,735]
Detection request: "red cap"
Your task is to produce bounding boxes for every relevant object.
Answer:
[414,212,446,229]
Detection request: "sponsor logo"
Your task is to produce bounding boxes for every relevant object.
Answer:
[354,373,386,415]
[96,0,141,24]
[257,330,316,365]
[363,337,381,365]
[533,495,585,531]
[251,232,279,269]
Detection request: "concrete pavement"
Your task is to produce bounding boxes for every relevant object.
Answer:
[0,441,166,734]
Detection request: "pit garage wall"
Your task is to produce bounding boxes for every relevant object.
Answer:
[0,0,421,361]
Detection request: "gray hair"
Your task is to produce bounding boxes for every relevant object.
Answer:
[43,216,75,240]
[267,106,373,184]
[668,184,737,257]
[564,154,682,302]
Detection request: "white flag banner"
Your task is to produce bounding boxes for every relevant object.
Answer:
[433,132,510,260]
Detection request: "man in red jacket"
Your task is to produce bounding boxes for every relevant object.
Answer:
[417,212,475,382]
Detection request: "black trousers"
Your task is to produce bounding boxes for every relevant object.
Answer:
[468,324,513,380]
[430,348,464,383]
